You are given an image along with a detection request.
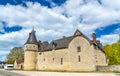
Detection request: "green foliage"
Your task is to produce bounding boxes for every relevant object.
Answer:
[6,47,24,64]
[104,38,120,65]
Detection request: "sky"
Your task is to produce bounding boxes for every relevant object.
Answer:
[0,0,120,61]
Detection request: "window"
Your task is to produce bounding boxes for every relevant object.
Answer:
[61,58,63,65]
[39,52,42,55]
[78,55,80,62]
[53,58,54,61]
[29,46,31,48]
[94,46,96,49]
[52,44,56,50]
[96,60,97,62]
[44,58,45,61]
[52,42,57,50]
[77,46,81,52]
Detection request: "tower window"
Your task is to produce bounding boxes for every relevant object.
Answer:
[96,60,98,63]
[77,46,81,52]
[53,58,54,61]
[78,55,80,62]
[61,58,63,65]
[39,52,42,55]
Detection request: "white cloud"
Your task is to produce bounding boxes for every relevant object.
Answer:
[101,0,120,11]
[0,55,7,61]
[98,34,119,45]
[0,50,9,55]
[0,0,120,60]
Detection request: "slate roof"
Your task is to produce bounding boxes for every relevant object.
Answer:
[25,29,37,44]
[43,36,73,51]
[96,40,104,52]
[25,29,104,53]
[42,29,104,52]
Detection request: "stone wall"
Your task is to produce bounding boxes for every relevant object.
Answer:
[68,36,96,71]
[97,65,120,72]
[94,47,108,66]
[36,48,70,71]
[37,36,96,71]
[24,44,38,70]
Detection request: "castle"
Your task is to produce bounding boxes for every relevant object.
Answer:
[24,29,108,71]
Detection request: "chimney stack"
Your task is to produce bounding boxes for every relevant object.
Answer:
[92,33,96,44]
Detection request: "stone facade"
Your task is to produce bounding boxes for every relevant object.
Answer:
[14,60,24,69]
[24,29,108,71]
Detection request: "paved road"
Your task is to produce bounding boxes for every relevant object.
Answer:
[0,69,25,76]
[0,69,120,76]
[10,71,120,76]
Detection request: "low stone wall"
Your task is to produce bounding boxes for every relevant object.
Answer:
[97,65,120,72]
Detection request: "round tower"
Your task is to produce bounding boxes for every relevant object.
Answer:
[24,29,38,70]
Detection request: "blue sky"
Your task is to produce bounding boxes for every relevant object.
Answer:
[0,0,120,61]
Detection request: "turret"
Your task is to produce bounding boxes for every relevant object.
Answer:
[24,29,38,70]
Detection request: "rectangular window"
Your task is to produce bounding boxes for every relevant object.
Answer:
[77,46,81,52]
[78,56,80,62]
[94,46,97,50]
[61,58,63,65]
[44,58,45,61]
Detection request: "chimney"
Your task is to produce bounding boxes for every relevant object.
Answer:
[92,33,97,44]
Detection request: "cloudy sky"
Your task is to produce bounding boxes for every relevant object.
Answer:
[0,0,120,61]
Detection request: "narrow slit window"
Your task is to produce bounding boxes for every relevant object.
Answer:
[61,58,63,64]
[44,58,45,61]
[77,46,81,52]
[78,55,80,62]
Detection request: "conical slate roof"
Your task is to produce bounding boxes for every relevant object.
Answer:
[25,29,37,44]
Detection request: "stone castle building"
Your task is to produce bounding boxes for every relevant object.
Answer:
[24,29,108,71]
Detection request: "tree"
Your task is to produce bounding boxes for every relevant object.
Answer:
[6,47,24,64]
[104,35,120,65]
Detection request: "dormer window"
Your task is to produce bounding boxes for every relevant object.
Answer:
[52,42,57,50]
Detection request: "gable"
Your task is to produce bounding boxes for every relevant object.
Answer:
[73,29,92,45]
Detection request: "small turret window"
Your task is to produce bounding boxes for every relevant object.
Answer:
[33,46,35,48]
[53,58,54,61]
[29,46,31,48]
